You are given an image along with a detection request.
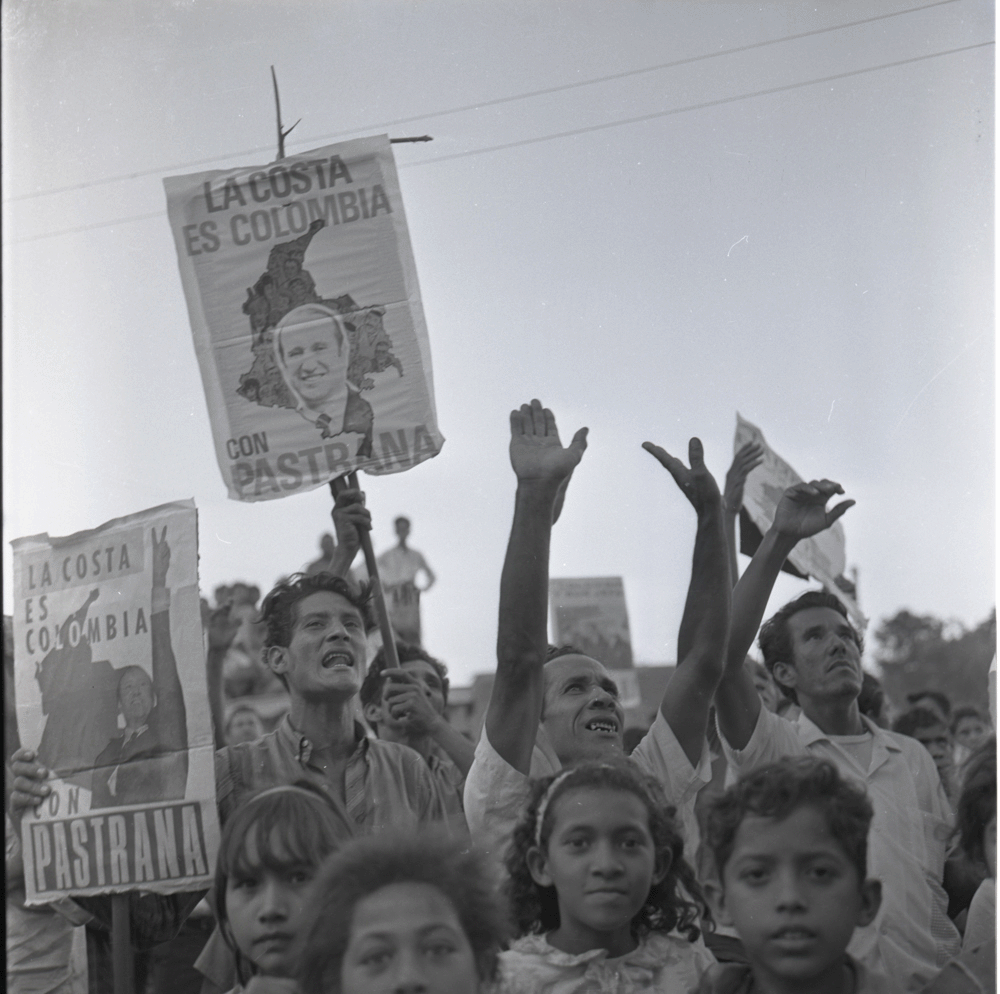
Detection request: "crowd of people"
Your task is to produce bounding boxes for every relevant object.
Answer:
[6,399,996,994]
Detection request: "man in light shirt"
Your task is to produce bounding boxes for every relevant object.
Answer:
[464,399,731,869]
[710,478,959,992]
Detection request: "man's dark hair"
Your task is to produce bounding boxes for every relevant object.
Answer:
[758,590,863,705]
[360,641,450,710]
[906,689,952,718]
[545,643,584,663]
[956,737,996,867]
[259,572,375,650]
[394,515,410,528]
[893,706,948,739]
[706,757,874,883]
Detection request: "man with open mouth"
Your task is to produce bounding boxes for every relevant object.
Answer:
[464,399,732,872]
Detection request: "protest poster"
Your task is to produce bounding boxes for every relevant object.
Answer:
[550,577,639,707]
[163,135,444,502]
[12,501,219,904]
[735,413,865,626]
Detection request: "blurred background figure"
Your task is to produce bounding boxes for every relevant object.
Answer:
[376,516,435,645]
[305,532,337,576]
[224,705,264,746]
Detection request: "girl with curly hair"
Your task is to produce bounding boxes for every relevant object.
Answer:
[499,759,714,993]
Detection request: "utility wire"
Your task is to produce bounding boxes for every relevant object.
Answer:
[11,39,992,245]
[5,0,966,204]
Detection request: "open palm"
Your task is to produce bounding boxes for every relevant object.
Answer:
[773,480,855,539]
[509,399,588,486]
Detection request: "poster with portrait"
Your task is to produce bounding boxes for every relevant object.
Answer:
[11,501,219,904]
[735,413,864,626]
[164,135,444,502]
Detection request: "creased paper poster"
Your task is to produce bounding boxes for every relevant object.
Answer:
[164,136,443,501]
[735,413,865,627]
[550,577,636,670]
[12,502,219,903]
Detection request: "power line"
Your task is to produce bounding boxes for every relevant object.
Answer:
[5,0,966,204]
[11,39,992,245]
[402,40,994,170]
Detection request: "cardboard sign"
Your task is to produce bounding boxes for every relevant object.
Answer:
[164,136,443,501]
[12,502,219,903]
[549,577,636,671]
[735,413,864,626]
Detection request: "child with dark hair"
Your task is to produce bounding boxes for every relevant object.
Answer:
[500,760,714,993]
[214,783,345,992]
[702,757,894,994]
[359,640,472,823]
[951,706,991,769]
[298,829,510,994]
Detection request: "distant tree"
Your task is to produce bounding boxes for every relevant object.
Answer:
[875,608,995,714]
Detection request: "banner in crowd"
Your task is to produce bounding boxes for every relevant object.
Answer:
[734,413,865,626]
[550,577,639,707]
[11,502,219,904]
[164,136,444,502]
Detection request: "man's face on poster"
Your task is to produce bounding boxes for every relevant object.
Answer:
[119,668,154,727]
[281,316,342,408]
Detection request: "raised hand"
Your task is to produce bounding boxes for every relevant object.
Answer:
[724,442,765,515]
[642,437,722,515]
[331,487,371,562]
[206,602,241,653]
[509,399,588,488]
[382,670,441,736]
[772,480,855,539]
[151,526,171,587]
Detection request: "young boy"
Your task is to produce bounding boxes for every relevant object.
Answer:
[359,641,473,824]
[702,757,899,994]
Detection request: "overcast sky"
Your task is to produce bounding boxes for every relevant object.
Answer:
[3,0,994,686]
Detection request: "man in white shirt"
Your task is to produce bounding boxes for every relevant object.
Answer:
[711,478,960,992]
[464,399,731,869]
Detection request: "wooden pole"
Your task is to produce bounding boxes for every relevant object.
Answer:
[112,894,134,994]
[329,475,401,670]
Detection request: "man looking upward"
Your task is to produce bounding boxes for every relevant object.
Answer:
[710,479,960,991]
[464,399,731,865]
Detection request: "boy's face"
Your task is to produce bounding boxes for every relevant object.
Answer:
[714,804,880,988]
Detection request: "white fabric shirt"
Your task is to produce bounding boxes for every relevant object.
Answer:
[962,877,995,954]
[497,931,715,994]
[464,708,711,870]
[719,708,960,993]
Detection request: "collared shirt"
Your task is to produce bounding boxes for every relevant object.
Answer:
[463,708,711,869]
[214,714,449,829]
[425,750,467,830]
[694,955,902,994]
[720,708,960,993]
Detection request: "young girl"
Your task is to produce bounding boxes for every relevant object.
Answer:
[500,760,715,993]
[297,828,510,994]
[215,782,345,994]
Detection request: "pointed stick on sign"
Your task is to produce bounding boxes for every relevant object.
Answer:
[271,66,300,160]
[329,475,401,671]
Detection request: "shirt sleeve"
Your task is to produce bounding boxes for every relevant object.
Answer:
[630,710,712,857]
[464,726,534,866]
[719,705,807,775]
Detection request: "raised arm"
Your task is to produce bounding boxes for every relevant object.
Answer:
[715,480,855,749]
[205,603,240,750]
[150,527,187,755]
[485,400,588,775]
[642,439,731,766]
[723,442,764,587]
